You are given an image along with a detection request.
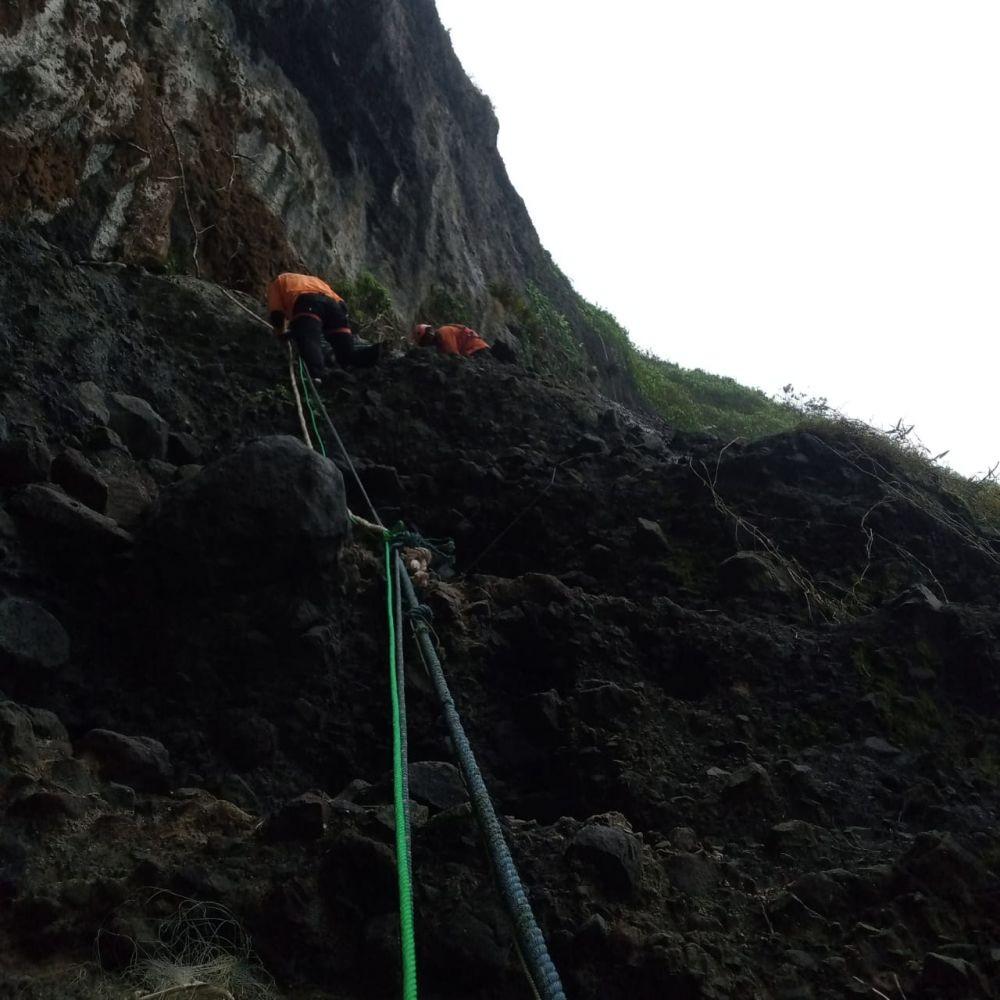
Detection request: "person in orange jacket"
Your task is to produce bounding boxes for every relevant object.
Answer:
[267,272,380,378]
[411,323,491,358]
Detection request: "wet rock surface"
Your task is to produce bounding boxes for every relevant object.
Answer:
[0,240,999,999]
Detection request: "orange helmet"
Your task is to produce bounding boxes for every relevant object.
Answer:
[411,323,435,345]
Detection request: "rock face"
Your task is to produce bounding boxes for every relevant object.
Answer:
[138,435,349,593]
[0,1,532,311]
[0,0,637,396]
[1,12,1000,1000]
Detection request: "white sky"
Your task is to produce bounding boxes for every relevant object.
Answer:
[435,1,1000,477]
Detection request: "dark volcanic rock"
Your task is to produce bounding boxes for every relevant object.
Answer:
[108,393,168,460]
[407,761,468,811]
[0,702,40,768]
[263,792,333,842]
[77,729,173,792]
[568,822,643,896]
[50,448,108,513]
[75,382,110,426]
[0,598,70,671]
[9,484,132,551]
[0,436,51,488]
[166,432,203,466]
[138,436,349,594]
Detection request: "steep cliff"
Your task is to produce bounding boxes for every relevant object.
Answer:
[0,0,634,389]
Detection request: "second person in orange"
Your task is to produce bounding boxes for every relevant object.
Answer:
[411,323,491,358]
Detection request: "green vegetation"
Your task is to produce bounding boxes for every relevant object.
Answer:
[505,279,1000,532]
[488,281,585,376]
[338,271,397,342]
[421,285,474,327]
[631,352,801,439]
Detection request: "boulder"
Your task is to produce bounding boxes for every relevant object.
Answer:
[108,393,168,460]
[77,729,173,792]
[50,449,108,513]
[0,598,70,670]
[568,823,643,896]
[138,436,349,594]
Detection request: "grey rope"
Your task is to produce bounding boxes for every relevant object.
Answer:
[397,565,567,1000]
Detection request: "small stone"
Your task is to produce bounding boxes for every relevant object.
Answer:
[719,551,794,597]
[51,448,108,513]
[665,851,718,897]
[87,426,128,452]
[768,820,821,851]
[147,459,178,486]
[669,826,699,852]
[635,517,669,552]
[105,477,153,529]
[166,432,202,465]
[725,762,773,796]
[863,736,903,757]
[571,433,608,456]
[105,783,136,810]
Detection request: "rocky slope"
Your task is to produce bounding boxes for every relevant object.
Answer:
[1,226,1000,1000]
[3,2,1000,998]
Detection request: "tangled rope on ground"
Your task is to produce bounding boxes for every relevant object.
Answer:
[97,890,274,1000]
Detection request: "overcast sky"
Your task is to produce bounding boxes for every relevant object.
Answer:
[435,1,1000,477]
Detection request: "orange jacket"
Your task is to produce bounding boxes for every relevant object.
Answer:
[435,324,490,357]
[266,273,343,321]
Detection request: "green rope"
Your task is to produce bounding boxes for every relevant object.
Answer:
[385,536,418,1000]
[298,358,327,457]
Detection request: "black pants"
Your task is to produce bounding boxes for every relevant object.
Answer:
[290,293,378,376]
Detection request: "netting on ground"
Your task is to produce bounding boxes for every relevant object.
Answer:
[97,890,275,1000]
